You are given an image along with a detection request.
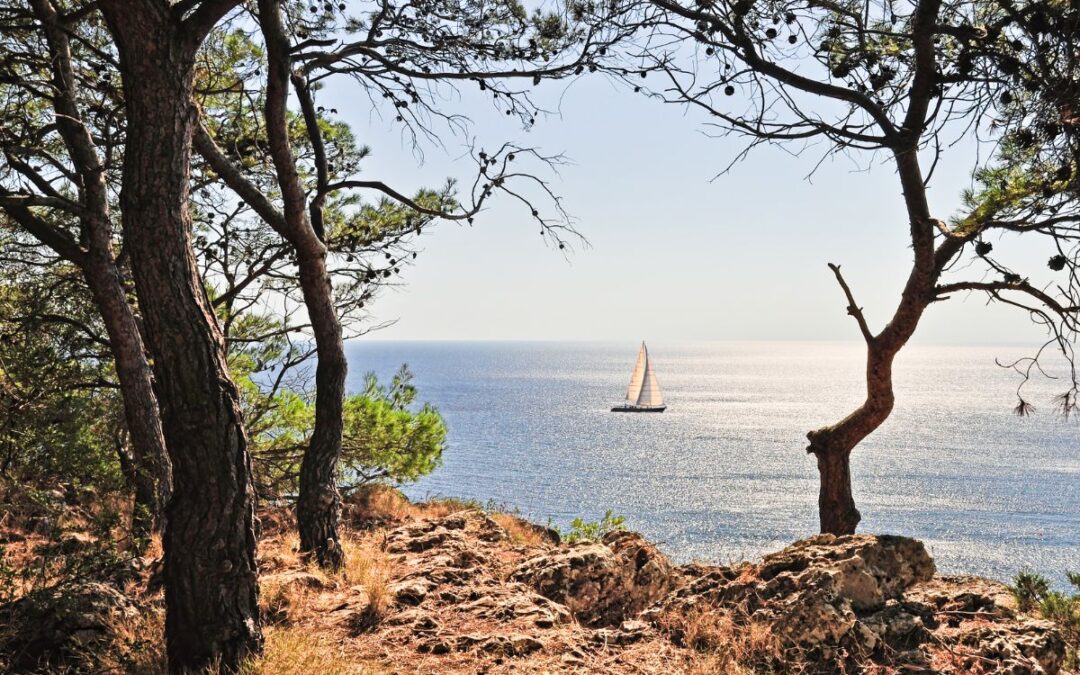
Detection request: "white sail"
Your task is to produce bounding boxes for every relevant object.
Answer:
[625,342,647,402]
[636,345,664,407]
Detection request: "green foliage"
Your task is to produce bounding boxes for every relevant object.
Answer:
[1010,569,1051,612]
[1040,591,1078,627]
[0,263,125,492]
[1011,568,1080,669]
[558,509,626,543]
[226,305,446,497]
[1069,572,1080,591]
[531,11,568,44]
[339,366,446,489]
[0,544,16,606]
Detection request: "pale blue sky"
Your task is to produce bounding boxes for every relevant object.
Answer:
[320,74,1057,344]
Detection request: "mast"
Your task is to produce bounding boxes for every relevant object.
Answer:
[625,341,647,402]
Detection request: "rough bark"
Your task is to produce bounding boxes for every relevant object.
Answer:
[114,431,163,537]
[294,258,348,570]
[805,347,896,535]
[258,0,347,570]
[97,2,261,671]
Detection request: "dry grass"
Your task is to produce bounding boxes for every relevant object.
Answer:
[239,626,380,675]
[97,602,166,674]
[341,485,493,528]
[344,484,415,523]
[490,512,549,547]
[340,536,394,631]
[660,605,787,674]
[1,490,827,675]
[260,570,329,625]
[414,496,479,519]
[258,530,320,626]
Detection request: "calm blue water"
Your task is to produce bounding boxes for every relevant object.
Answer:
[345,341,1079,586]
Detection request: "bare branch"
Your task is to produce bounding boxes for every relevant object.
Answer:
[828,262,874,343]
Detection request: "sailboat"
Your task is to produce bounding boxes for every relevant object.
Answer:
[611,341,667,412]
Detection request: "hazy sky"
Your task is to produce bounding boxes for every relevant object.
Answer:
[319,74,1058,345]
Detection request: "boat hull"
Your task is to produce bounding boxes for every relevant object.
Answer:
[610,405,667,413]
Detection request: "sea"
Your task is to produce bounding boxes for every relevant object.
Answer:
[345,341,1080,588]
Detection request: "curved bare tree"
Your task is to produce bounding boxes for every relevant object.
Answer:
[605,0,1080,533]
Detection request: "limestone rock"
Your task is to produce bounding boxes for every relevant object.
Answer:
[57,531,96,555]
[511,531,676,627]
[859,601,933,651]
[652,534,1066,674]
[480,633,545,656]
[591,619,653,645]
[756,534,935,611]
[511,541,625,626]
[391,578,435,606]
[603,530,677,610]
[907,574,1018,622]
[264,569,330,591]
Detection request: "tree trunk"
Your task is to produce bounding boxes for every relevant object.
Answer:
[806,346,898,535]
[295,258,347,570]
[257,0,348,570]
[114,432,163,538]
[84,255,171,535]
[99,7,262,671]
[812,445,861,535]
[804,135,943,535]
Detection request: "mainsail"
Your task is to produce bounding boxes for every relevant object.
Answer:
[636,350,664,407]
[625,341,664,407]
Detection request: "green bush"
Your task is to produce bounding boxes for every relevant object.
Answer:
[338,366,446,490]
[1010,569,1051,612]
[239,354,447,498]
[0,273,125,493]
[1011,568,1080,670]
[558,509,626,543]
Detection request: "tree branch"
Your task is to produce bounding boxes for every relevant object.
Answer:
[828,263,874,343]
[192,122,289,236]
[935,281,1080,321]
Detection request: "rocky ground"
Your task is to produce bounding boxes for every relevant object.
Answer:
[0,486,1073,674]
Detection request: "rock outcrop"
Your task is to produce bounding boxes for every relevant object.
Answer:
[646,534,1064,674]
[908,576,1066,675]
[367,511,577,659]
[0,582,141,672]
[2,497,1068,674]
[336,510,1067,674]
[509,530,675,627]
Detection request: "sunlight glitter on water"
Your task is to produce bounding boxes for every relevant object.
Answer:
[347,341,1080,587]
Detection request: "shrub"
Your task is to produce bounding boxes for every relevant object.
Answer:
[1010,569,1051,612]
[559,509,626,543]
[338,366,446,490]
[0,275,126,494]
[1011,568,1080,670]
[243,362,447,499]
